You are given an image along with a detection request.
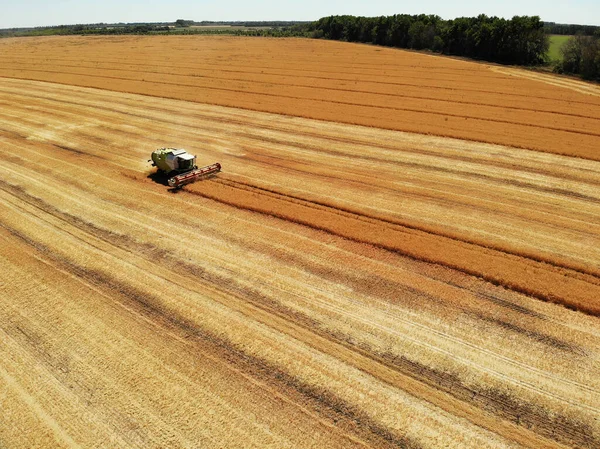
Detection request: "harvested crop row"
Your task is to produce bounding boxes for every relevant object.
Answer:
[3,61,599,141]
[187,178,600,315]
[1,36,599,159]
[1,77,599,309]
[2,57,597,119]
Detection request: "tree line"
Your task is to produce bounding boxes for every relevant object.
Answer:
[305,14,549,65]
[0,23,172,37]
[0,20,312,38]
[556,33,600,80]
[544,22,598,36]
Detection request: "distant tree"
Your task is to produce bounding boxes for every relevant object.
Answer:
[544,22,599,36]
[387,15,412,48]
[175,19,193,28]
[372,16,391,45]
[560,34,600,79]
[132,24,151,33]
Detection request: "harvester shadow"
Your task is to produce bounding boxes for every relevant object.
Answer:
[147,171,180,194]
[147,171,170,186]
[147,170,219,194]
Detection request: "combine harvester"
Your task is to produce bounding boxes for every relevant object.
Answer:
[150,148,221,189]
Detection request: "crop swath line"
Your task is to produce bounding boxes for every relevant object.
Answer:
[240,143,600,206]
[12,54,600,106]
[5,59,599,121]
[236,151,600,251]
[216,174,600,281]
[4,53,514,80]
[4,60,600,125]
[2,69,599,141]
[184,178,600,315]
[222,126,600,187]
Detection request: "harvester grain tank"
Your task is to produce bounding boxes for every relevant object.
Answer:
[150,148,221,188]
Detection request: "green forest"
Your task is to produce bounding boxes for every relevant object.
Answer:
[309,15,548,65]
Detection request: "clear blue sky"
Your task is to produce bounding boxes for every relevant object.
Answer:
[2,0,599,29]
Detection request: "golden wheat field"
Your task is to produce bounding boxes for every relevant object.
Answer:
[1,35,600,449]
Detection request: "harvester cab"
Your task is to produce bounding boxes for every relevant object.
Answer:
[150,147,221,189]
[172,151,196,171]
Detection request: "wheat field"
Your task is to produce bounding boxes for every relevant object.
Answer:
[1,36,600,448]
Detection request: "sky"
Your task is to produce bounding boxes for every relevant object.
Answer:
[2,0,599,29]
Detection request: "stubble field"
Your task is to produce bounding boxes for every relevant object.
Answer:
[1,35,600,449]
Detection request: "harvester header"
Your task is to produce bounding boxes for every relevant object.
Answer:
[150,147,221,188]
